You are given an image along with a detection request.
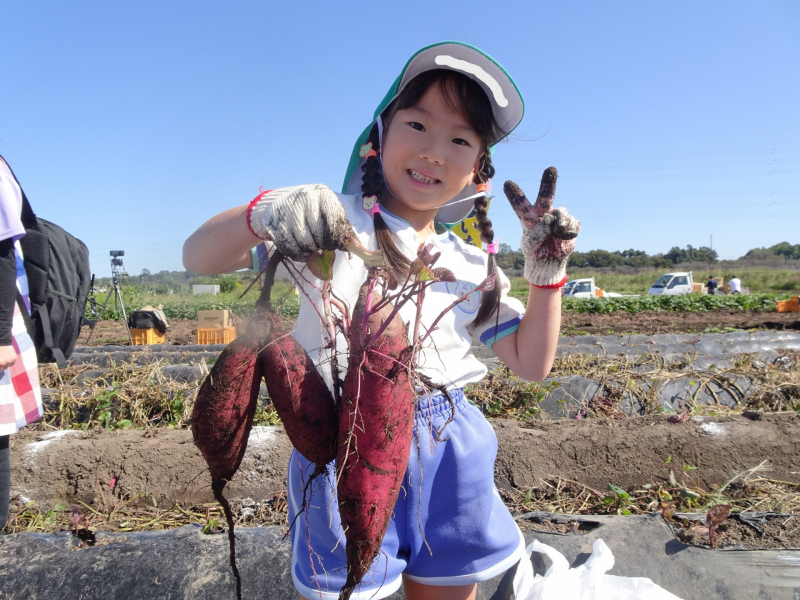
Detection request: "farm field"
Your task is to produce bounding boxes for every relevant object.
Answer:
[5,295,800,598]
[77,308,800,347]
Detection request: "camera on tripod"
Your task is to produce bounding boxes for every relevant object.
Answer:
[85,250,134,345]
[110,250,125,269]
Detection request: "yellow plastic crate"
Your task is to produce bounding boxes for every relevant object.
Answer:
[196,327,237,345]
[130,328,166,345]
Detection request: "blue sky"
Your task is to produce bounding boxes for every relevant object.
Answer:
[2,1,798,278]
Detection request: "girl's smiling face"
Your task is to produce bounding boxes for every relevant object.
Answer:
[380,82,484,227]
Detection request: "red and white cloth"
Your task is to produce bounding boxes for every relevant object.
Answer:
[0,299,42,436]
[0,158,42,436]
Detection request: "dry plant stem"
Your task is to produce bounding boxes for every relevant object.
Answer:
[329,295,351,339]
[359,274,379,349]
[322,281,343,405]
[413,285,426,363]
[283,260,331,329]
[364,278,430,353]
[416,286,481,349]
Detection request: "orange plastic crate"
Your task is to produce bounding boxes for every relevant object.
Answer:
[196,327,237,345]
[777,297,800,313]
[130,328,166,345]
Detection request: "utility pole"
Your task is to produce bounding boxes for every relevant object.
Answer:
[710,234,713,250]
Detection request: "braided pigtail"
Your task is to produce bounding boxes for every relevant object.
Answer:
[361,126,411,280]
[472,151,502,327]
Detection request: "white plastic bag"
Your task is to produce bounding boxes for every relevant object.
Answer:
[512,538,683,599]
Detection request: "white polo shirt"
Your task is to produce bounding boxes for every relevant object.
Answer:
[290,192,525,392]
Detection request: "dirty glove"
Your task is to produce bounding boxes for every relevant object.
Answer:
[247,184,355,262]
[504,167,580,287]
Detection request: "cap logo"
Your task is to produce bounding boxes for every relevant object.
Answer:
[434,54,509,108]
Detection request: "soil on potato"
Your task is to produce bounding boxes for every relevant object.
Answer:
[76,311,800,347]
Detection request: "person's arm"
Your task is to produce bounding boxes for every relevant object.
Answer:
[183,203,260,275]
[0,238,17,372]
[492,286,560,381]
[183,186,379,276]
[491,169,579,382]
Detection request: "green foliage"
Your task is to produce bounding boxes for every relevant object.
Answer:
[568,245,717,269]
[86,279,300,321]
[559,293,786,314]
[602,483,633,515]
[665,245,718,264]
[218,275,239,294]
[743,241,800,261]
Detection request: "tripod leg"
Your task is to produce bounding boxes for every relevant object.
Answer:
[116,284,133,346]
[86,288,116,343]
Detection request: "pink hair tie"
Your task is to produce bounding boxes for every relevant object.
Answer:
[486,242,499,254]
[370,203,381,217]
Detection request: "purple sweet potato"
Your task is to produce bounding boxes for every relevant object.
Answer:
[192,338,263,485]
[337,278,415,600]
[191,251,283,600]
[259,309,338,466]
[191,333,263,600]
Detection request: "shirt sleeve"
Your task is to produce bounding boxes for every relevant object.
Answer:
[0,161,25,244]
[467,265,526,351]
[249,243,265,273]
[0,238,16,345]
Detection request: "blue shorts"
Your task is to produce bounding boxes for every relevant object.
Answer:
[287,389,524,600]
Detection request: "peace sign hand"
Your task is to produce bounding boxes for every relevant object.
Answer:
[503,167,580,287]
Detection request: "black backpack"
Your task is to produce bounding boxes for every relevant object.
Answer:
[128,309,168,334]
[4,158,91,367]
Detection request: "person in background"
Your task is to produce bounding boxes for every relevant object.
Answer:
[728,274,742,294]
[0,155,44,532]
[706,276,718,295]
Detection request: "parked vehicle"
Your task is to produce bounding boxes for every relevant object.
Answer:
[562,278,628,298]
[647,272,695,296]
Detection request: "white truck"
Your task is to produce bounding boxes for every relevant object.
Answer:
[647,272,696,296]
[561,277,626,298]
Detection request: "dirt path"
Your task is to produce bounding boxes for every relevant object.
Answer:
[561,309,800,335]
[10,414,799,510]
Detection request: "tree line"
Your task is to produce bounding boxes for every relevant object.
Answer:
[96,241,797,292]
[495,241,798,272]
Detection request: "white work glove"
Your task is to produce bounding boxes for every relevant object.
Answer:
[503,167,580,287]
[247,184,355,262]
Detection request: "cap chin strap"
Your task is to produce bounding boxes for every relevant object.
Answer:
[374,115,486,215]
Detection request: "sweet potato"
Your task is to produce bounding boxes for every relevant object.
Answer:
[337,277,415,600]
[191,331,263,600]
[191,251,283,600]
[192,338,263,485]
[259,311,338,466]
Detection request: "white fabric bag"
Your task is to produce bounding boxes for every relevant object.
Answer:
[512,538,683,600]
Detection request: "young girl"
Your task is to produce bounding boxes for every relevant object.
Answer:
[184,41,579,600]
